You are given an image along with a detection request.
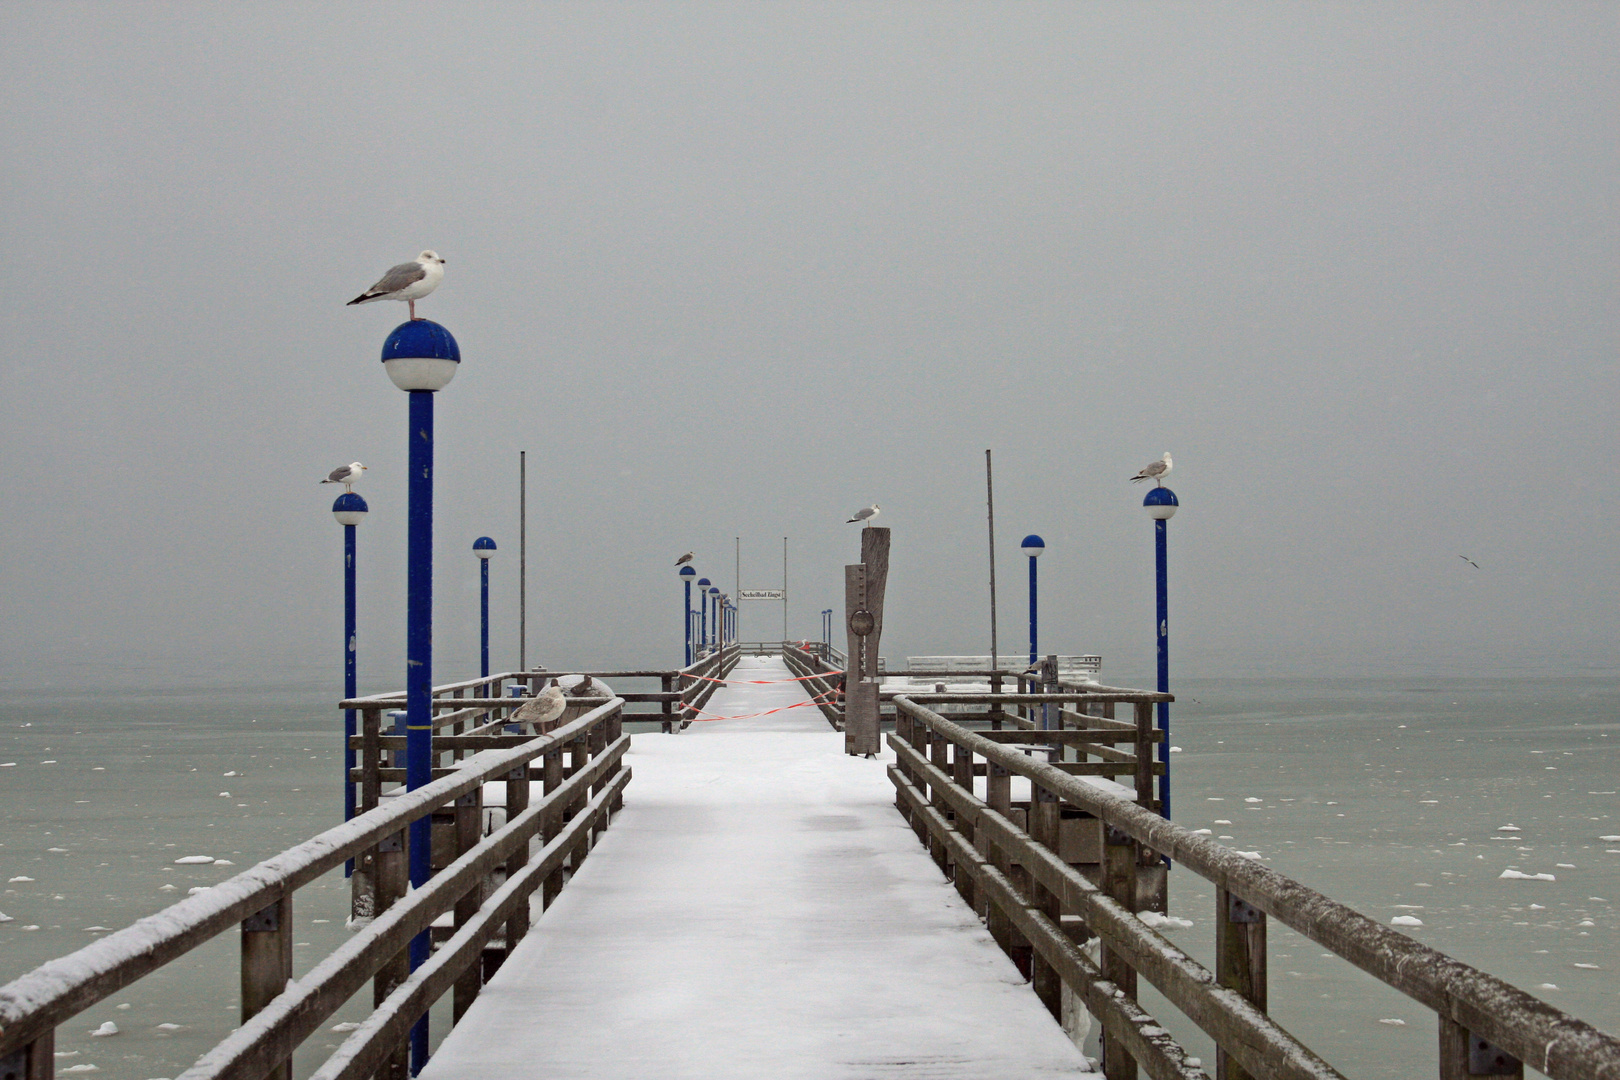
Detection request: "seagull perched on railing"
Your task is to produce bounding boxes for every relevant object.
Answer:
[511,680,566,733]
[346,250,446,321]
[321,462,367,492]
[675,551,694,567]
[846,504,880,524]
[1130,453,1172,486]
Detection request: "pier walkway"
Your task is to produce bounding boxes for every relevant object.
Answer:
[420,656,1090,1078]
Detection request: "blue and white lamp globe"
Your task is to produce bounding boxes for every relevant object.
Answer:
[1143,487,1179,520]
[1020,534,1046,558]
[332,492,369,526]
[708,586,720,597]
[381,319,460,392]
[679,565,696,581]
[697,577,711,591]
[473,536,497,560]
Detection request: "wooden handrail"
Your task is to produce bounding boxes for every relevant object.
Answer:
[891,695,1620,1079]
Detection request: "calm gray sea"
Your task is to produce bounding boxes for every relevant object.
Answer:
[1,676,1615,1078]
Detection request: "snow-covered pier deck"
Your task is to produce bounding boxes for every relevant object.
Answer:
[421,655,1091,1078]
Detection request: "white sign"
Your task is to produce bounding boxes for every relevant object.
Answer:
[739,589,785,600]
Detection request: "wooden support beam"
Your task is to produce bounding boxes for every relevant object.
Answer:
[1216,888,1267,1080]
[451,789,482,1023]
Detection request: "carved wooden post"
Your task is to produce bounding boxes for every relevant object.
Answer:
[241,894,293,1072]
[1214,887,1268,1080]
[844,562,873,755]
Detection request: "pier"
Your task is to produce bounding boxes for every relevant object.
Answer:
[3,632,1619,1079]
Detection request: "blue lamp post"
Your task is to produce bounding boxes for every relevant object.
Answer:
[677,566,696,667]
[473,537,496,681]
[333,492,368,874]
[382,317,458,1072]
[697,578,712,653]
[709,586,720,650]
[1020,534,1045,666]
[1143,487,1178,821]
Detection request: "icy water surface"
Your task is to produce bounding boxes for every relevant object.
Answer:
[2,675,1617,1078]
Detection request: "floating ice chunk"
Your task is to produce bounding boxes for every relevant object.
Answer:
[1529,904,1545,910]
[173,856,213,865]
[89,1021,118,1037]
[158,884,176,892]
[331,1021,361,1032]
[115,1004,130,1010]
[0,911,12,922]
[61,1065,98,1073]
[48,847,68,853]
[1573,963,1600,970]
[1391,915,1424,927]
[1192,828,1212,835]
[223,771,238,777]
[91,766,104,771]
[1244,797,1262,803]
[82,926,110,932]
[20,925,40,931]
[40,760,56,765]
[54,1051,79,1058]
[8,876,31,882]
[1499,870,1555,881]
[1213,819,1233,825]
[1600,836,1620,842]
[1539,983,1559,990]
[311,918,330,924]
[212,859,234,866]
[1236,851,1263,860]
[218,792,230,798]
[157,1023,182,1031]
[1378,1018,1406,1026]
[1497,824,1521,832]
[187,887,211,895]
[1557,864,1576,869]
[0,763,14,768]
[1577,919,1595,927]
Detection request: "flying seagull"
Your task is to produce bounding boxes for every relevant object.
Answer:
[1130,452,1173,486]
[846,504,880,525]
[511,680,566,733]
[1458,555,1480,569]
[675,551,694,566]
[346,250,446,321]
[321,462,367,492]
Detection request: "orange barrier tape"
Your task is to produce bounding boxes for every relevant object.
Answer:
[686,687,841,722]
[682,669,844,687]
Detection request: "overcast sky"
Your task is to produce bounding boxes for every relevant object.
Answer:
[1,3,1614,691]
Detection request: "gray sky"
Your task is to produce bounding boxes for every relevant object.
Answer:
[1,3,1615,690]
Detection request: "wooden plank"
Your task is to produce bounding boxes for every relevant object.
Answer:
[1216,888,1267,1080]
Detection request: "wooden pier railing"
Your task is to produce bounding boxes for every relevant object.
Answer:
[0,697,629,1080]
[780,641,844,730]
[888,692,1620,1080]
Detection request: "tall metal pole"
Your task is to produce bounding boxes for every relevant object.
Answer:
[1143,486,1178,822]
[519,450,527,670]
[333,492,367,876]
[1029,553,1038,666]
[985,450,998,674]
[782,536,788,643]
[683,574,694,665]
[480,554,490,679]
[735,536,740,643]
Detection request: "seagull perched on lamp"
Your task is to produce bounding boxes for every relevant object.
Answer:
[1130,453,1172,486]
[347,251,446,321]
[321,462,367,493]
[846,504,880,525]
[675,551,694,567]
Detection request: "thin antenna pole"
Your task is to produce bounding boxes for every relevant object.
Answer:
[783,536,788,643]
[519,450,527,670]
[986,449,998,672]
[735,536,741,643]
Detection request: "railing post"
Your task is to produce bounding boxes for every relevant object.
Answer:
[452,787,483,1022]
[951,741,976,910]
[542,744,566,910]
[504,762,531,957]
[373,829,409,1080]
[1,1030,55,1080]
[1133,700,1156,813]
[1101,823,1139,1080]
[661,672,674,734]
[1215,888,1268,1080]
[1028,782,1062,1020]
[351,706,382,926]
[1439,1019,1523,1080]
[241,895,293,1080]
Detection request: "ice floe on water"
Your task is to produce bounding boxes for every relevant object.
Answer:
[173,855,213,864]
[1497,824,1521,832]
[156,1023,182,1031]
[223,771,238,777]
[1137,911,1194,929]
[1573,963,1600,970]
[89,1021,118,1037]
[1600,835,1620,842]
[331,1021,361,1032]
[9,875,35,882]
[212,859,234,866]
[1391,915,1424,927]
[1539,983,1559,990]
[0,910,12,922]
[1499,870,1555,881]
[61,1065,98,1073]
[1378,1018,1406,1026]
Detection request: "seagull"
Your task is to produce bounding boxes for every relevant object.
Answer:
[1458,555,1480,569]
[321,462,367,492]
[346,250,446,321]
[675,551,694,566]
[1130,452,1173,486]
[511,680,566,733]
[846,504,881,525]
